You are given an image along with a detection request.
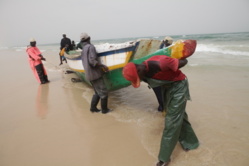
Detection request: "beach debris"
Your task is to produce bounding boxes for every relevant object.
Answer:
[65,70,75,74]
[71,78,82,83]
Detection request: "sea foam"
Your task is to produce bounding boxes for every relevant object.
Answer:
[196,44,249,56]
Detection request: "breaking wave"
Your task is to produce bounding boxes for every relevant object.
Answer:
[196,44,249,56]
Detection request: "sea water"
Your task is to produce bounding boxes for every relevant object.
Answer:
[3,31,249,66]
[94,32,249,66]
[92,32,249,61]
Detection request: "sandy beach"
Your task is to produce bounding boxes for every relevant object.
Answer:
[0,47,249,166]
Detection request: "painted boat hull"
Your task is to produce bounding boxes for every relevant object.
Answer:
[65,39,196,91]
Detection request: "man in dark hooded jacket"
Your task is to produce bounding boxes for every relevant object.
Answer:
[80,32,111,114]
[60,34,72,51]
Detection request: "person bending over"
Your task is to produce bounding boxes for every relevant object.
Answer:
[123,55,199,166]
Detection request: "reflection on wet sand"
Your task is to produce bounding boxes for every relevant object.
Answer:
[36,84,49,119]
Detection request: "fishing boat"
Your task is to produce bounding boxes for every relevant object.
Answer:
[64,39,196,91]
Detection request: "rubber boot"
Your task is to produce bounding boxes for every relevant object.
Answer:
[90,94,101,113]
[101,98,110,114]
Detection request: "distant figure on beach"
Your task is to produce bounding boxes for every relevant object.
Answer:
[59,45,68,65]
[26,38,49,84]
[60,34,72,52]
[76,41,83,50]
[153,36,174,112]
[80,32,111,114]
[161,36,173,48]
[71,40,76,50]
[122,55,199,166]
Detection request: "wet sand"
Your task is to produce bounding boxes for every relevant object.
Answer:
[0,48,249,166]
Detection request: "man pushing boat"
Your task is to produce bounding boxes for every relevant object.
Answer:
[122,53,199,166]
[80,32,111,114]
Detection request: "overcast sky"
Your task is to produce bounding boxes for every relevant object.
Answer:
[0,0,249,47]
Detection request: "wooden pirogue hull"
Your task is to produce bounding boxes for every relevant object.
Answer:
[65,39,196,91]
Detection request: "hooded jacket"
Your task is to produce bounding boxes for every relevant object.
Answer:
[81,42,104,81]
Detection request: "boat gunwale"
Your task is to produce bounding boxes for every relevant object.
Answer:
[64,44,137,60]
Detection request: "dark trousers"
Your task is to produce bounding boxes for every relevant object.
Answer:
[152,86,164,111]
[35,64,48,84]
[91,78,108,99]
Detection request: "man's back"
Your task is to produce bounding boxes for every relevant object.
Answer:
[81,43,103,81]
[144,55,185,81]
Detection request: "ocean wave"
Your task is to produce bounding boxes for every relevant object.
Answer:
[0,46,9,50]
[11,46,27,52]
[185,32,249,42]
[196,44,249,56]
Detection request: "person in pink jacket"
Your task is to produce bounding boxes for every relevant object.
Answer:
[26,38,49,84]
